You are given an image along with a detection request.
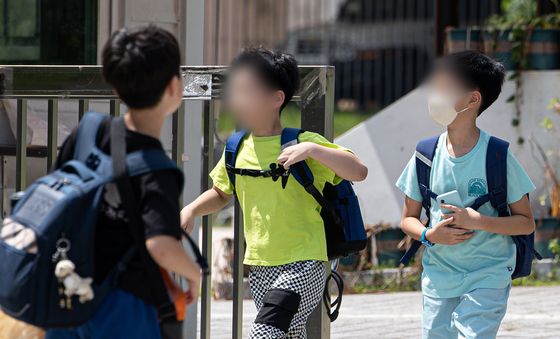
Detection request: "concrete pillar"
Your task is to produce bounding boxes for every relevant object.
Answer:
[180,1,205,338]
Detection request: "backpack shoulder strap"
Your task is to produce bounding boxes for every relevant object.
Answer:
[73,112,109,162]
[281,128,314,188]
[225,130,248,187]
[125,149,184,188]
[399,136,439,266]
[281,128,340,224]
[486,136,509,217]
[415,136,440,211]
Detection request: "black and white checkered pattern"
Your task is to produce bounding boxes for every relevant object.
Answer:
[248,260,326,338]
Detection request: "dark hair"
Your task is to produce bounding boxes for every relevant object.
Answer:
[230,47,299,113]
[102,25,181,109]
[435,51,506,115]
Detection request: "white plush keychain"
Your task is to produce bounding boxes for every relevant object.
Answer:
[54,259,94,306]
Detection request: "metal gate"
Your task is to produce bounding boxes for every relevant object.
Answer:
[0,64,334,338]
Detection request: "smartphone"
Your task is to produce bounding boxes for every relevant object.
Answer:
[437,191,474,234]
[437,190,464,214]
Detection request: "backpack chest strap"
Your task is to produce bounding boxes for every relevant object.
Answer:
[225,163,287,180]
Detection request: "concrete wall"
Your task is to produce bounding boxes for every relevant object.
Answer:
[336,71,560,225]
[97,0,183,63]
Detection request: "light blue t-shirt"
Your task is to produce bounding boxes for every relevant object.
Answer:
[396,130,535,298]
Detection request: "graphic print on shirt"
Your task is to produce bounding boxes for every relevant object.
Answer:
[468,178,487,197]
[99,183,126,221]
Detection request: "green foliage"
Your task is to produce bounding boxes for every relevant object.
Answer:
[351,269,421,294]
[512,266,560,287]
[352,265,560,292]
[550,238,560,260]
[216,103,374,139]
[533,101,560,217]
[489,0,560,30]
[490,0,537,29]
[512,272,560,286]
[485,0,560,135]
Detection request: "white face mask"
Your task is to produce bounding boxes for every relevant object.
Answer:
[427,91,469,126]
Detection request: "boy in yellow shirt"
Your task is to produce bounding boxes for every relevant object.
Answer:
[181,48,367,338]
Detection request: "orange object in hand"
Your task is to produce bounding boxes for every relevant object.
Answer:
[160,270,193,321]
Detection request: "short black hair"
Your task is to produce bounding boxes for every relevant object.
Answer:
[435,51,506,115]
[230,47,299,113]
[102,25,181,109]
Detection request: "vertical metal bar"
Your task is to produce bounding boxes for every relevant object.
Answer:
[383,48,393,107]
[182,0,207,335]
[231,63,245,336]
[434,0,458,57]
[47,99,59,171]
[355,1,364,111]
[374,0,384,108]
[324,68,335,140]
[405,0,415,92]
[200,101,214,339]
[364,0,373,110]
[232,201,244,339]
[110,99,120,117]
[469,0,477,26]
[214,0,221,63]
[78,99,89,120]
[302,67,335,339]
[16,99,28,191]
[172,105,185,168]
[394,0,404,102]
[172,103,187,314]
[416,0,427,82]
[1,156,5,218]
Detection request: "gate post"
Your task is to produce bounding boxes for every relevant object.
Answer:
[301,67,335,339]
[181,1,206,338]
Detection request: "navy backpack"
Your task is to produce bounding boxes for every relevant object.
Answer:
[0,112,206,328]
[225,128,367,321]
[225,128,367,260]
[399,135,542,279]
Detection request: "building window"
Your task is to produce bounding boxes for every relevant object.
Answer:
[0,0,40,62]
[0,0,97,64]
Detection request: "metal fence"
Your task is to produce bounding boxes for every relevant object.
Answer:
[205,0,501,112]
[0,65,334,338]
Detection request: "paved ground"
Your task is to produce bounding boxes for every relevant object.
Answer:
[201,286,560,338]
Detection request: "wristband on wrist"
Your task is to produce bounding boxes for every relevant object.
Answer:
[421,227,434,247]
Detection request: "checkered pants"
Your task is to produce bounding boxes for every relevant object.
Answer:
[248,260,326,339]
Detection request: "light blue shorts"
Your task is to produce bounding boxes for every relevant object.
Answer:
[422,285,511,339]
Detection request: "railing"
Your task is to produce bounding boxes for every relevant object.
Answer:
[205,0,501,111]
[0,65,335,339]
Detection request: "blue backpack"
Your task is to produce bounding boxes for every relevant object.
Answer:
[225,128,367,260]
[0,112,201,328]
[399,135,542,279]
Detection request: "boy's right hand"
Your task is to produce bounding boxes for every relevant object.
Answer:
[425,217,474,245]
[180,208,195,233]
[185,275,201,305]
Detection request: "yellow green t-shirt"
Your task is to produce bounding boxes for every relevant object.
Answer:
[210,131,348,266]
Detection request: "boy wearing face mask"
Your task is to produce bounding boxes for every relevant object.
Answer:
[396,51,536,338]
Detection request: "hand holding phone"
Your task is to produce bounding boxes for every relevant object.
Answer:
[437,190,464,214]
[436,191,475,234]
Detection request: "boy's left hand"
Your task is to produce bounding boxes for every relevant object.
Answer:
[278,142,316,168]
[441,204,483,231]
